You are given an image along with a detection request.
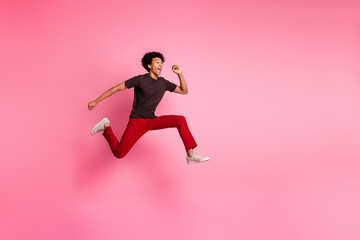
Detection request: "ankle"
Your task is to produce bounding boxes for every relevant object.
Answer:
[187,149,194,158]
[104,123,110,128]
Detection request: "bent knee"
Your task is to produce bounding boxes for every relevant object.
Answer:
[114,152,126,159]
[175,115,187,127]
[177,115,186,122]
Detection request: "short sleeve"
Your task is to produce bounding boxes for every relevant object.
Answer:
[164,79,177,92]
[125,75,140,89]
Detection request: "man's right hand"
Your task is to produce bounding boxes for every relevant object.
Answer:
[88,101,97,111]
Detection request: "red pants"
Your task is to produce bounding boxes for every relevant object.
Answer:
[102,115,197,158]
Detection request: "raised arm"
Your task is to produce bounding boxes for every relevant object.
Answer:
[171,65,188,95]
[88,82,127,111]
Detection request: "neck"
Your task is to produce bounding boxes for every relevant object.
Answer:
[149,71,158,80]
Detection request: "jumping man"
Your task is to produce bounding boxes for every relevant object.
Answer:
[88,51,210,164]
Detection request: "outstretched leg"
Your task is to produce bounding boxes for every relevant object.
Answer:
[148,115,210,163]
[148,115,197,153]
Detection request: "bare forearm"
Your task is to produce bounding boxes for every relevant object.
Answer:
[177,73,188,94]
[93,82,127,104]
[94,88,115,104]
[88,82,126,111]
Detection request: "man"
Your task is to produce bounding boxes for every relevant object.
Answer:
[88,51,210,164]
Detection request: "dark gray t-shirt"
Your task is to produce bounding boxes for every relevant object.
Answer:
[125,73,177,119]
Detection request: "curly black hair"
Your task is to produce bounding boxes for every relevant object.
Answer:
[141,51,165,72]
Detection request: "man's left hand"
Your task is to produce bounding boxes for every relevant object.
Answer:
[172,65,182,75]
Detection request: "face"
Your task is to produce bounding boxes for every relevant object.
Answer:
[148,57,163,76]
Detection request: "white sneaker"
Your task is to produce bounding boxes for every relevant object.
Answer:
[91,118,110,135]
[186,153,210,164]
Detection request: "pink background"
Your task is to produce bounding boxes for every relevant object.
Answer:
[1,0,360,239]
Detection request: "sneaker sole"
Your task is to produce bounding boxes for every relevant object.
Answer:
[187,158,210,164]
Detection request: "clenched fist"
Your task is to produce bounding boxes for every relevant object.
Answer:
[172,65,182,75]
[88,101,97,111]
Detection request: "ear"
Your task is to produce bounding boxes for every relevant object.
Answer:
[148,64,151,70]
